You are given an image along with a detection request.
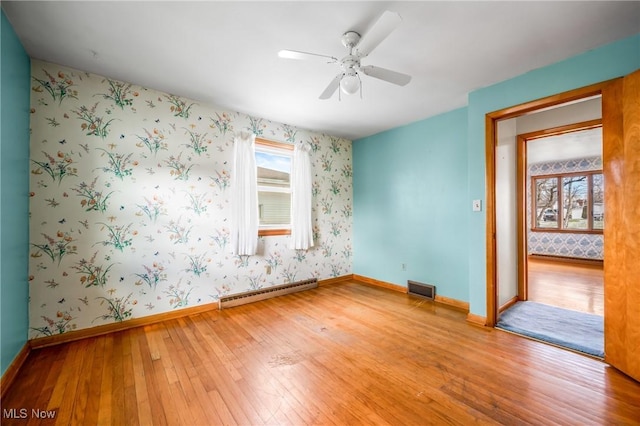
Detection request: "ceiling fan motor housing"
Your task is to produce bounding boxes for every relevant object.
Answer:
[341,31,361,49]
[341,55,360,73]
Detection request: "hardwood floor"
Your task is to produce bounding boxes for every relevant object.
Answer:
[528,256,604,315]
[3,281,639,425]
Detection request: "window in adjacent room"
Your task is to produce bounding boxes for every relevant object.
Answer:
[532,171,604,233]
[255,138,293,236]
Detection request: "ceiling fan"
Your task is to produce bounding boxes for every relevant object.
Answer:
[278,10,412,100]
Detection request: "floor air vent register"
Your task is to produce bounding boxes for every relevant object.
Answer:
[407,280,436,300]
[218,278,318,309]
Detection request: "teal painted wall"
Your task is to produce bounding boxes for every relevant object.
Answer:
[466,33,640,316]
[353,108,469,301]
[353,33,639,314]
[1,10,31,375]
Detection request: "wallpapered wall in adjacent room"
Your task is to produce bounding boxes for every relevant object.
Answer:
[527,156,603,260]
[28,60,353,338]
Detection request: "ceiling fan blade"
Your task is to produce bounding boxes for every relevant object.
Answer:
[319,74,343,100]
[278,49,338,63]
[354,10,402,57]
[359,65,411,86]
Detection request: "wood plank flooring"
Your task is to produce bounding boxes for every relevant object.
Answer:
[3,281,639,425]
[528,257,604,315]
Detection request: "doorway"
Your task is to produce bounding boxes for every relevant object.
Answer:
[493,104,606,357]
[485,69,640,383]
[485,81,609,326]
[519,122,604,315]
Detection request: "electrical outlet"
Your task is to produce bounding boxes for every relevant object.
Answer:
[472,199,482,212]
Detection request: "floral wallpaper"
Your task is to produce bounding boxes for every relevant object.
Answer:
[28,60,353,338]
[527,156,603,260]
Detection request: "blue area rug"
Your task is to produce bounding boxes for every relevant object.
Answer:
[497,301,604,358]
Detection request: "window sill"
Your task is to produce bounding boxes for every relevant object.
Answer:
[259,229,291,237]
[530,228,603,235]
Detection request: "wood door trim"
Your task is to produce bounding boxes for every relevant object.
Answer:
[517,119,602,141]
[485,78,618,327]
[485,115,498,326]
[499,296,519,313]
[486,82,613,121]
[517,133,527,302]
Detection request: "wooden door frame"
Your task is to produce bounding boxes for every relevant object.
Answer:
[485,80,617,327]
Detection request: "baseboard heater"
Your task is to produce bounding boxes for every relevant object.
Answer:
[407,280,436,300]
[218,278,318,309]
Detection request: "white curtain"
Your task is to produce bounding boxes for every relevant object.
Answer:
[230,130,258,255]
[290,143,314,250]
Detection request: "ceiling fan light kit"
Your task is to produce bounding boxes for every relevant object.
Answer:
[278,10,412,100]
[340,71,360,95]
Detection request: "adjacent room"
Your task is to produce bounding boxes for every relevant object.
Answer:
[1,2,639,424]
[493,98,607,357]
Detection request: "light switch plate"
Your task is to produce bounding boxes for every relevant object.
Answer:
[472,199,482,212]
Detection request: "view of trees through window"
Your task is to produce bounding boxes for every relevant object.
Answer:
[533,171,604,232]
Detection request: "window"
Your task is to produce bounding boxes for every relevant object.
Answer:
[532,171,604,233]
[255,138,293,236]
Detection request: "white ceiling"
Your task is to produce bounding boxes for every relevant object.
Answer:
[527,126,602,165]
[3,1,639,140]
